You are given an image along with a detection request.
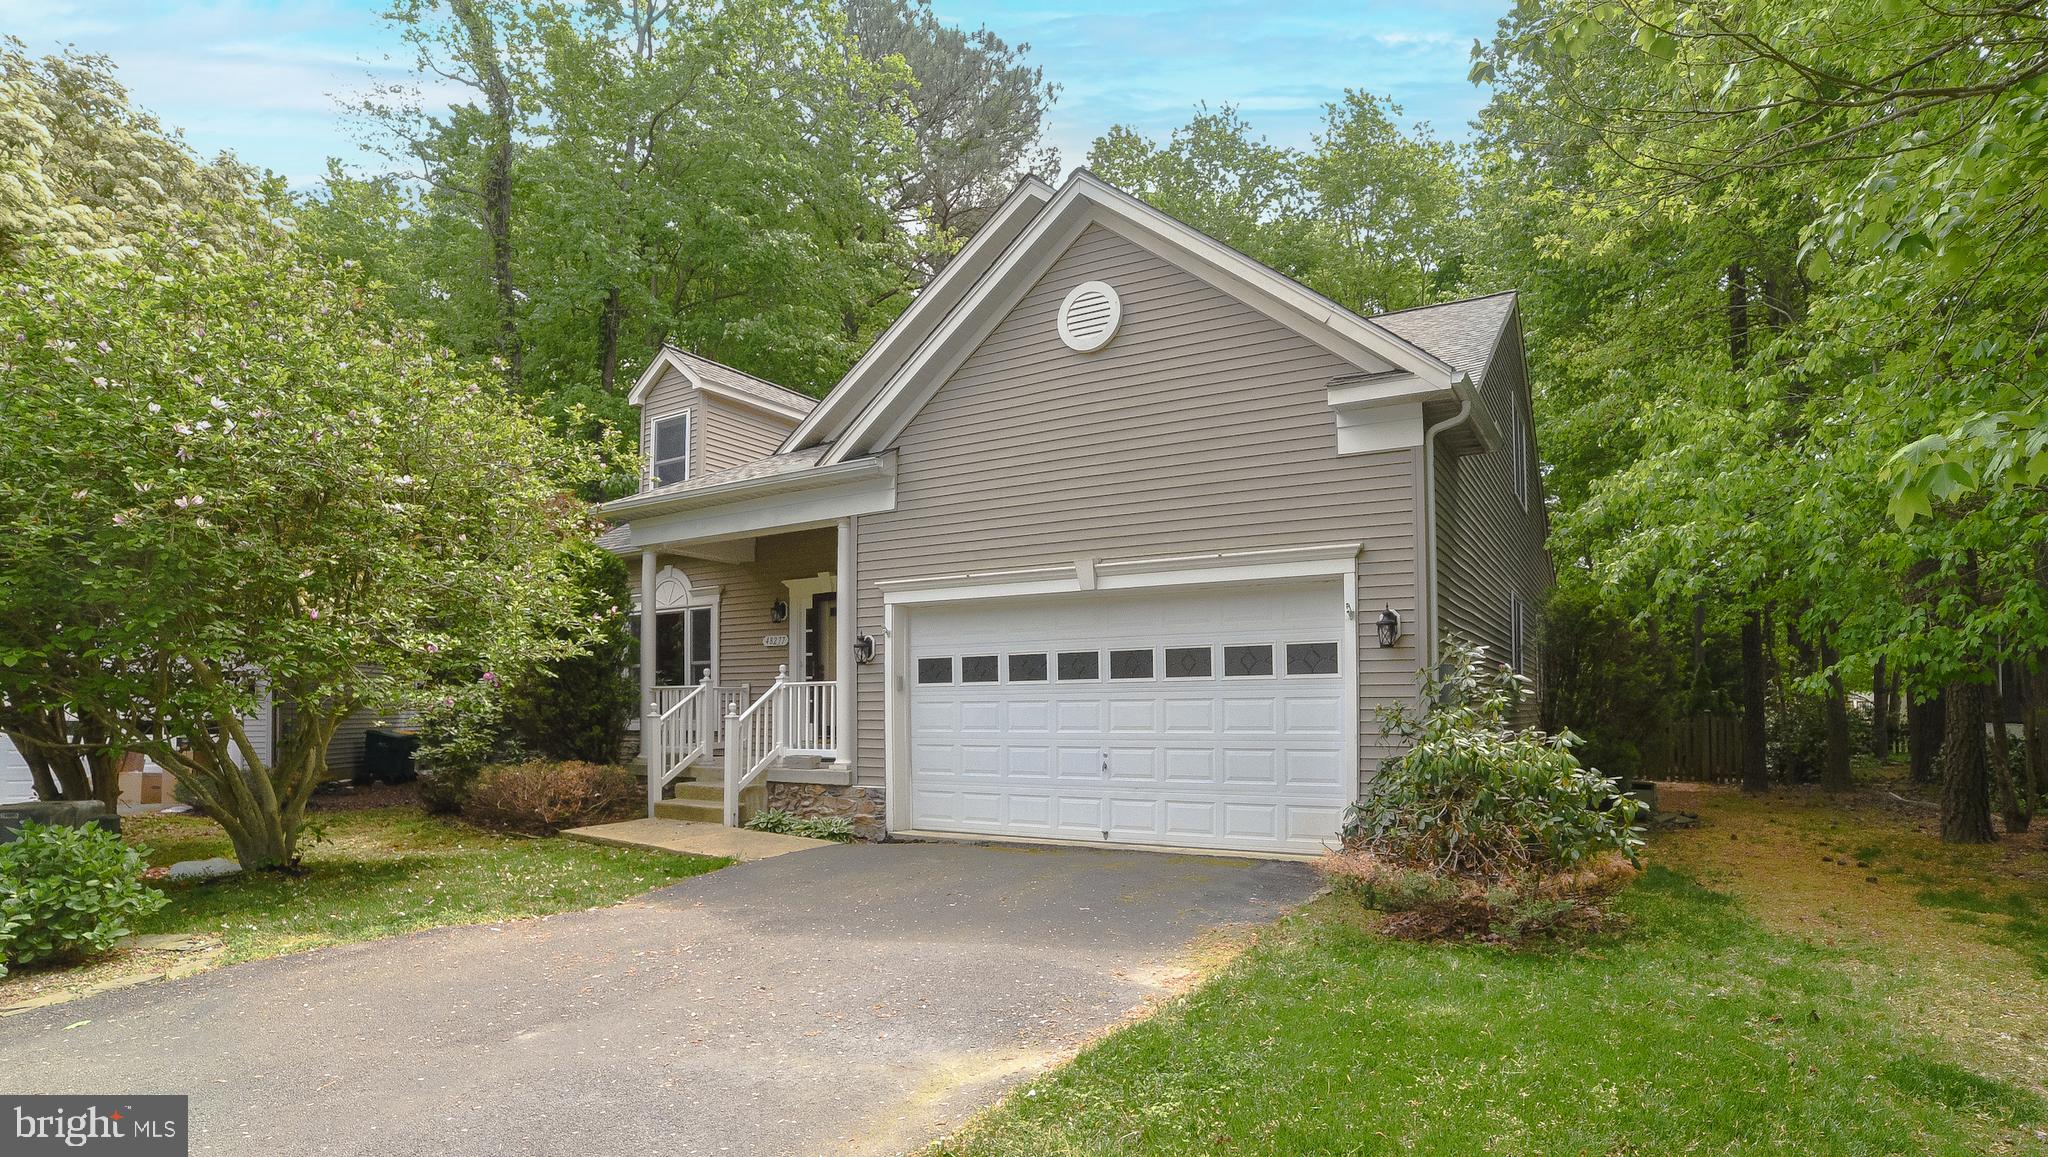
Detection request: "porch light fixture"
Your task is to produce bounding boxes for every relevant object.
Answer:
[770,599,789,623]
[853,634,877,665]
[1375,606,1402,648]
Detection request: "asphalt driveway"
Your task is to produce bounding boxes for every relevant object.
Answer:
[0,841,1316,1155]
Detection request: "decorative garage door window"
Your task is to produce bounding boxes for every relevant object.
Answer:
[1224,644,1273,676]
[1108,649,1153,679]
[1164,647,1211,678]
[1008,653,1048,681]
[1057,651,1100,680]
[923,643,1340,683]
[961,655,999,683]
[1286,642,1340,675]
[917,657,953,684]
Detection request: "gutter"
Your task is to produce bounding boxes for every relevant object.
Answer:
[597,454,893,521]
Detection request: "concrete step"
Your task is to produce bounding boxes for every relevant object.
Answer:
[653,789,764,825]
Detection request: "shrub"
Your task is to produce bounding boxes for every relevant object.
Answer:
[501,546,637,765]
[1333,639,1643,939]
[462,759,638,833]
[0,821,167,974]
[416,691,513,815]
[744,808,857,843]
[1537,575,1682,780]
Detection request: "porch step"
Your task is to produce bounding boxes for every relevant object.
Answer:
[653,785,764,825]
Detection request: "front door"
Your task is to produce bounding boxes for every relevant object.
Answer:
[804,594,838,682]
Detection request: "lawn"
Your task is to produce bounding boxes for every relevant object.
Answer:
[938,777,2048,1155]
[1,802,725,1011]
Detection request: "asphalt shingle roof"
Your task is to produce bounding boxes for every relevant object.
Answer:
[665,348,819,414]
[1369,291,1517,388]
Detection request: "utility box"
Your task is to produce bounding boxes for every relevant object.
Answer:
[359,728,420,784]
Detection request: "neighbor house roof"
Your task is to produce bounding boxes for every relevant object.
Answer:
[1369,291,1518,390]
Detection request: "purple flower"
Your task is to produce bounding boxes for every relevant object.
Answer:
[480,671,499,687]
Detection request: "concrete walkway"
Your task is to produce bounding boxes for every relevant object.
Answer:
[1,841,1318,1156]
[562,816,834,861]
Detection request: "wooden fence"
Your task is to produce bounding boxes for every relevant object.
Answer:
[1653,714,1745,783]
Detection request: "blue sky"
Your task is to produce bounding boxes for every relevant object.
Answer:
[1,0,1506,187]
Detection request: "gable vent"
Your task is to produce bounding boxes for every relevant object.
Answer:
[1057,280,1121,352]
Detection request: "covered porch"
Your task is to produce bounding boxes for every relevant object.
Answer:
[635,521,859,823]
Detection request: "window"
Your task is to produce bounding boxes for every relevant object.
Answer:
[917,657,953,684]
[1286,642,1340,675]
[961,655,999,683]
[1109,649,1153,679]
[652,412,692,486]
[1510,596,1528,673]
[654,604,716,685]
[1008,653,1048,682]
[1164,647,1211,678]
[1511,396,1529,510]
[1057,651,1099,680]
[1224,645,1273,676]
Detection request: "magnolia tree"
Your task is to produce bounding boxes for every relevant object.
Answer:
[0,222,600,869]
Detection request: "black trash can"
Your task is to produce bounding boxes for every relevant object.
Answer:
[359,728,421,784]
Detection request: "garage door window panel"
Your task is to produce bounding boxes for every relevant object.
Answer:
[1164,647,1212,678]
[1286,642,1341,675]
[1009,653,1048,682]
[1109,649,1154,679]
[918,657,954,684]
[1224,645,1274,677]
[1057,651,1100,681]
[961,655,999,683]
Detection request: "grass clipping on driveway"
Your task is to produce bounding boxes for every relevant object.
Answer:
[938,866,2044,1155]
[0,806,724,1011]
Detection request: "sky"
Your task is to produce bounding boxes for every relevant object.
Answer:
[0,0,1508,188]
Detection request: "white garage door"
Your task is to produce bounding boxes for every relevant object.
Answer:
[908,580,1352,855]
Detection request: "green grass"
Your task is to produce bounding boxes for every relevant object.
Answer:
[122,807,726,963]
[938,868,2043,1155]
[1915,886,2048,978]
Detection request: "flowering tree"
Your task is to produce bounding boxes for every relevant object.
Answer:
[0,222,600,869]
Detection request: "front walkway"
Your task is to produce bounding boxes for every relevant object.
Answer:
[1,842,1317,1156]
[562,816,832,861]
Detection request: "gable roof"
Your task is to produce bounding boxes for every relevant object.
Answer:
[626,346,817,422]
[811,170,1475,466]
[1369,291,1518,390]
[780,176,1057,455]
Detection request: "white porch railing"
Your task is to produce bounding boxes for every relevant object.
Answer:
[645,682,748,817]
[721,666,837,826]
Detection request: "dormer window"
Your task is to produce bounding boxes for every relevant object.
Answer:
[652,412,692,486]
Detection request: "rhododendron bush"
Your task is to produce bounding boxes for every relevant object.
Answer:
[0,223,602,869]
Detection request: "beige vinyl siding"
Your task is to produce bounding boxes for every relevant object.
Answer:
[280,700,409,780]
[628,528,836,696]
[1432,314,1552,724]
[700,396,793,474]
[638,367,799,489]
[851,223,1425,794]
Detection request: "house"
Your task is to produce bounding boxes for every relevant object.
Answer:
[0,694,400,806]
[598,170,1551,855]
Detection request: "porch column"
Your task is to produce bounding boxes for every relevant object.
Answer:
[640,548,658,777]
[835,517,856,770]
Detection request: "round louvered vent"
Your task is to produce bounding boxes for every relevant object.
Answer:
[1057,280,1121,352]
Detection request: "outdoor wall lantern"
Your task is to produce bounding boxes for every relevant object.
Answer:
[1375,606,1402,648]
[853,634,877,665]
[770,599,789,623]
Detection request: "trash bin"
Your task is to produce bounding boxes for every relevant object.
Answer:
[359,728,420,784]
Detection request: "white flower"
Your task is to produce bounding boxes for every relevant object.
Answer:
[210,396,227,411]
[147,402,161,413]
[172,422,192,435]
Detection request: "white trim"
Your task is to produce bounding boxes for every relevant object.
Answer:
[822,171,1468,467]
[782,572,837,676]
[835,517,857,772]
[781,178,1056,454]
[883,600,907,835]
[649,409,693,488]
[627,346,813,422]
[602,453,892,521]
[877,543,1364,606]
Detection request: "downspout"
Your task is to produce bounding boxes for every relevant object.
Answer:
[1417,398,1472,664]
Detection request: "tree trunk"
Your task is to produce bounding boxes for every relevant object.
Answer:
[1908,687,1944,784]
[1989,663,2028,832]
[1939,680,1997,843]
[1727,262,1750,367]
[1741,610,1769,792]
[448,0,523,389]
[1870,656,1891,759]
[1822,641,1852,791]
[599,285,622,394]
[2,708,122,809]
[2026,661,2048,830]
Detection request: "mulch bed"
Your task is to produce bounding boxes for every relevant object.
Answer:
[309,778,422,812]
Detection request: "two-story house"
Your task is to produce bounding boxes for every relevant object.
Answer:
[598,170,1551,855]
